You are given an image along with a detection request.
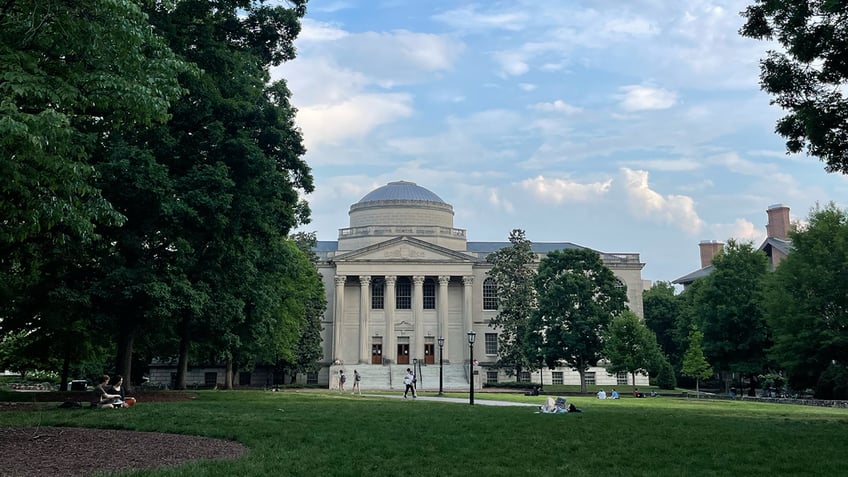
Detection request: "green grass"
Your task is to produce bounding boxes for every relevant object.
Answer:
[2,390,847,476]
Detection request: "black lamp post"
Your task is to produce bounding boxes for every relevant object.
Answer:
[412,357,418,390]
[437,336,445,396]
[467,330,476,405]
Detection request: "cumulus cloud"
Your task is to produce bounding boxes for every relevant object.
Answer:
[618,85,678,111]
[530,100,582,114]
[709,218,764,243]
[296,93,413,148]
[621,168,703,234]
[520,175,612,204]
[488,188,515,213]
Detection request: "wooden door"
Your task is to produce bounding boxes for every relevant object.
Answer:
[397,343,410,364]
[371,343,382,364]
[424,343,435,364]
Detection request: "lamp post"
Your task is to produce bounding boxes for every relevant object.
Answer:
[437,336,445,396]
[467,330,476,405]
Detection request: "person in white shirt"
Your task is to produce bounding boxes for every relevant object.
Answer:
[403,368,417,398]
[597,389,607,399]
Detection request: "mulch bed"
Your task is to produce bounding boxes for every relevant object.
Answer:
[0,392,247,477]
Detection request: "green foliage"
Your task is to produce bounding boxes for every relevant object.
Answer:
[694,239,770,378]
[486,229,538,376]
[655,355,677,390]
[643,281,684,364]
[681,326,713,381]
[762,203,848,390]
[604,310,662,382]
[530,248,628,392]
[816,363,848,400]
[740,1,848,174]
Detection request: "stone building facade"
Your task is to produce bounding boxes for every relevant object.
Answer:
[311,181,648,390]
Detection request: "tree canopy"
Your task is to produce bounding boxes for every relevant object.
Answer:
[681,325,713,396]
[762,203,848,392]
[530,248,628,392]
[740,0,848,174]
[604,310,662,386]
[486,229,538,377]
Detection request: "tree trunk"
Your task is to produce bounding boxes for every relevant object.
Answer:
[116,332,134,392]
[225,358,233,390]
[578,368,587,393]
[175,334,189,390]
[59,352,70,393]
[696,377,700,398]
[748,373,757,397]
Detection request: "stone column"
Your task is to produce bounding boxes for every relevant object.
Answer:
[463,275,473,362]
[413,275,425,362]
[384,276,396,364]
[358,275,371,364]
[438,275,450,362]
[333,275,346,363]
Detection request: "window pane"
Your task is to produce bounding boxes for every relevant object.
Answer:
[552,371,563,385]
[485,333,498,355]
[371,278,384,309]
[396,277,411,309]
[585,371,596,385]
[423,278,436,309]
[487,371,498,384]
[483,277,498,310]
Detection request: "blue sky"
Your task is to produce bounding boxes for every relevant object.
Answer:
[273,0,847,285]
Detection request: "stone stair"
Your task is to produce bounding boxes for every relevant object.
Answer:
[330,362,480,391]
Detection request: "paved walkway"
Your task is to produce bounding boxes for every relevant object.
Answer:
[369,394,537,407]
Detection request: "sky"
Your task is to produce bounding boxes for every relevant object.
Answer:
[273,0,848,285]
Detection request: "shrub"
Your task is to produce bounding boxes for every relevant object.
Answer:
[655,357,677,390]
[815,364,848,399]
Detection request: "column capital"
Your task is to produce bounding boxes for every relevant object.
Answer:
[358,275,371,286]
[462,275,474,286]
[335,275,347,286]
[385,275,397,285]
[438,275,451,286]
[412,275,425,285]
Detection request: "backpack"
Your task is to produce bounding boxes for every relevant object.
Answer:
[355,373,361,382]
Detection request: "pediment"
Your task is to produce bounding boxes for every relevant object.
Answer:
[334,236,473,263]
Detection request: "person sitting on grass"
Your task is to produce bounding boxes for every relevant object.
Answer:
[108,375,137,406]
[610,389,619,399]
[93,374,122,408]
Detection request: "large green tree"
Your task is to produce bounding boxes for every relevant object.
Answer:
[529,248,628,393]
[486,229,538,378]
[762,203,848,393]
[643,281,684,365]
[695,239,770,395]
[604,310,662,386]
[740,1,848,174]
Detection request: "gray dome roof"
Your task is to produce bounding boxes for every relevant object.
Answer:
[358,181,445,203]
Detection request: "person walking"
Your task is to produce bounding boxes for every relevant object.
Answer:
[338,370,347,392]
[403,368,417,398]
[352,369,362,395]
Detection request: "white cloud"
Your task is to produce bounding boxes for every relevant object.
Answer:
[432,5,529,31]
[618,85,678,111]
[488,188,515,213]
[603,17,659,36]
[709,218,764,243]
[519,83,537,91]
[619,158,702,172]
[620,168,703,234]
[296,93,413,148]
[530,100,582,114]
[519,175,612,203]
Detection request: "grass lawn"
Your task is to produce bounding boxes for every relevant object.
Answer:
[1,390,847,476]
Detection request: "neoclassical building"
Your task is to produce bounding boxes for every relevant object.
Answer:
[312,181,648,390]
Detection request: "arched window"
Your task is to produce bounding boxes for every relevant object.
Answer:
[396,277,411,309]
[371,278,385,309]
[423,278,436,309]
[483,277,498,310]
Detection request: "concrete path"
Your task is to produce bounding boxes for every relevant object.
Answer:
[368,394,537,407]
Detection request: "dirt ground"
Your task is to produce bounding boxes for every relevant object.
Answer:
[0,392,248,477]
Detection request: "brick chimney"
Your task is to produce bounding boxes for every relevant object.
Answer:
[766,204,790,240]
[698,240,723,268]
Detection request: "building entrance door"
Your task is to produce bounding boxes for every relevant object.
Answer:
[371,343,382,364]
[424,343,435,364]
[397,343,410,364]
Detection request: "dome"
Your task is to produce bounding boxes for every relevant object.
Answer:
[357,181,445,204]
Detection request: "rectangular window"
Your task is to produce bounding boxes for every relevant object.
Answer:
[519,371,531,383]
[371,279,384,309]
[483,278,498,310]
[423,278,436,309]
[552,371,563,385]
[204,372,217,387]
[485,333,498,355]
[585,371,596,386]
[396,277,411,309]
[617,371,628,385]
[487,371,498,384]
[306,372,318,385]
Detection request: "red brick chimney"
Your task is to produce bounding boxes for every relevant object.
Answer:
[766,204,790,240]
[698,240,723,268]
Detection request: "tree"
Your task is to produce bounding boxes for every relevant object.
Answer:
[695,239,770,395]
[762,203,848,394]
[604,310,662,386]
[740,1,848,174]
[530,248,628,393]
[643,281,684,364]
[486,229,538,378]
[681,325,713,397]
